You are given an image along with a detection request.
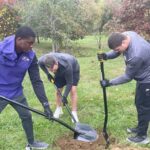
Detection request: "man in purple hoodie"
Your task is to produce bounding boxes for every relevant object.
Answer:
[0,26,53,149]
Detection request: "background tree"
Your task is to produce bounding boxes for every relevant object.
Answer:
[17,0,102,51]
[0,0,20,39]
[102,0,123,33]
[118,0,150,38]
[104,0,150,39]
[94,0,113,49]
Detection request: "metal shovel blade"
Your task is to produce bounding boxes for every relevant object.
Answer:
[74,123,98,142]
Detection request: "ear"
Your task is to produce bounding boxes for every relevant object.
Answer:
[55,62,59,69]
[16,37,22,42]
[122,40,127,46]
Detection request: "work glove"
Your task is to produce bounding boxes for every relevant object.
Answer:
[97,53,107,61]
[62,96,68,106]
[100,79,110,87]
[47,73,54,83]
[43,102,53,119]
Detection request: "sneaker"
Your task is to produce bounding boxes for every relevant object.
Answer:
[127,127,138,134]
[54,107,63,118]
[71,111,79,123]
[127,135,150,144]
[27,141,49,149]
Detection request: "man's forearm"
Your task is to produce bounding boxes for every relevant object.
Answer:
[28,56,49,105]
[63,84,72,98]
[110,74,132,85]
[106,50,121,59]
[38,59,49,75]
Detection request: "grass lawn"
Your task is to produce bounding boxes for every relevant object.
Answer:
[0,35,149,149]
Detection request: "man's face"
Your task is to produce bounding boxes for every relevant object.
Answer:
[114,38,129,53]
[114,45,126,53]
[48,63,58,73]
[15,37,35,53]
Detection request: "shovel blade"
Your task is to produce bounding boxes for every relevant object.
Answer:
[74,123,98,142]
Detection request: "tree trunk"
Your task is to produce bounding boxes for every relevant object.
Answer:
[36,32,40,44]
[52,40,60,52]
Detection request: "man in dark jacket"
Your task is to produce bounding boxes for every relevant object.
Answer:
[0,26,53,149]
[38,52,80,123]
[99,31,150,144]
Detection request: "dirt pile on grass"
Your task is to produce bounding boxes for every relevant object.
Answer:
[54,132,149,150]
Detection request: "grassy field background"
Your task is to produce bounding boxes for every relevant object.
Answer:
[0,36,149,150]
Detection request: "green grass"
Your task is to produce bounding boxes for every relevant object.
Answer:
[0,35,149,149]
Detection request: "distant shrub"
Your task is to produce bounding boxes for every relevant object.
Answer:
[0,4,20,39]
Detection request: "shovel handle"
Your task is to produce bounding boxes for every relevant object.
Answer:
[0,95,79,134]
[99,61,110,147]
[100,61,108,129]
[100,61,105,80]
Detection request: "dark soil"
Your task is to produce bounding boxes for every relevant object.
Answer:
[53,132,150,150]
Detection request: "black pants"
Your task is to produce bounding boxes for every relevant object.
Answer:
[55,71,80,88]
[135,82,150,136]
[0,95,34,144]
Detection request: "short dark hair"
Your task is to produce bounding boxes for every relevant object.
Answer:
[44,54,58,68]
[15,26,36,39]
[108,32,126,49]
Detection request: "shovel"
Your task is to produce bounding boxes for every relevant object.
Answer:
[47,74,99,142]
[0,95,98,143]
[51,79,78,123]
[97,53,110,148]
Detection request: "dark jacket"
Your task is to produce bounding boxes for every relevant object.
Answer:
[38,52,80,98]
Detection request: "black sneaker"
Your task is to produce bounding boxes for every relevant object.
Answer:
[127,127,138,134]
[127,135,150,144]
[27,141,49,149]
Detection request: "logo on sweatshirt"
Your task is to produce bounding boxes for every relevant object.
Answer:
[22,56,30,62]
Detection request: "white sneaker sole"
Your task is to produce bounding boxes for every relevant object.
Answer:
[126,128,138,134]
[126,137,150,144]
[26,144,49,150]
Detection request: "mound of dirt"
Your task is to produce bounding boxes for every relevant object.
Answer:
[54,132,149,150]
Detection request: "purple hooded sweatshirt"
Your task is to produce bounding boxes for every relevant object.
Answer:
[0,35,35,99]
